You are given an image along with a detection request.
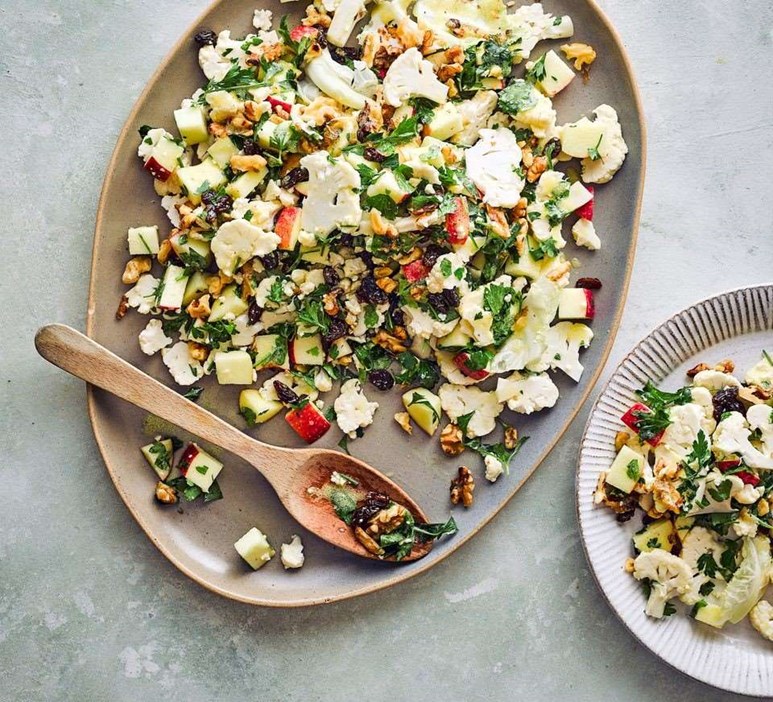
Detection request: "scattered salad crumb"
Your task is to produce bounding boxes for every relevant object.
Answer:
[594,351,773,636]
[280,534,306,569]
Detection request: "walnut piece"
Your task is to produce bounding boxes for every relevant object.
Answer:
[614,430,632,452]
[394,412,413,435]
[686,362,710,378]
[373,329,407,353]
[122,256,152,285]
[187,294,211,320]
[115,295,129,320]
[354,526,384,555]
[450,466,475,508]
[155,481,178,504]
[187,341,209,361]
[440,423,465,456]
[230,153,268,173]
[560,43,597,71]
[503,426,519,451]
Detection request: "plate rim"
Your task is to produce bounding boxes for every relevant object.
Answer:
[575,282,773,696]
[85,0,647,607]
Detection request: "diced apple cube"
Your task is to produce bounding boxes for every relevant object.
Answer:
[560,118,606,159]
[605,444,646,494]
[157,264,189,311]
[209,284,249,322]
[252,334,288,370]
[562,181,594,214]
[367,171,412,204]
[694,603,726,628]
[182,271,209,306]
[504,251,544,280]
[558,288,595,320]
[177,159,226,204]
[174,105,209,145]
[144,137,184,181]
[445,197,470,244]
[285,402,331,443]
[215,350,255,385]
[234,527,275,570]
[140,438,174,481]
[127,226,160,255]
[632,518,676,553]
[207,136,239,167]
[179,443,223,493]
[226,169,267,200]
[402,388,441,436]
[437,324,472,350]
[169,232,212,267]
[289,334,324,366]
[275,207,302,250]
[425,102,464,140]
[534,50,575,97]
[240,389,284,426]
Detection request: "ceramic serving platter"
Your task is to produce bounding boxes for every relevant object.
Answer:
[577,284,773,696]
[87,0,645,606]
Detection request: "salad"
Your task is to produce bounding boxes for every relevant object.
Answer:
[120,0,628,494]
[594,352,773,638]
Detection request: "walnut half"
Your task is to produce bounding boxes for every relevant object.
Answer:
[450,466,475,508]
[440,423,465,456]
[155,481,178,504]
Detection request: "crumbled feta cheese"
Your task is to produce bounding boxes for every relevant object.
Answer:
[465,128,524,208]
[334,379,379,438]
[438,384,503,437]
[484,455,505,483]
[138,319,173,356]
[211,219,280,276]
[571,218,600,250]
[300,151,362,236]
[280,535,305,569]
[125,274,159,314]
[496,372,559,414]
[426,252,469,294]
[382,47,448,107]
[161,342,203,386]
[137,128,172,160]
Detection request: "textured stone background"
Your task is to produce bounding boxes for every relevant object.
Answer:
[2,1,772,700]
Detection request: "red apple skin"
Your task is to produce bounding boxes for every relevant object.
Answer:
[289,25,318,42]
[402,259,430,283]
[716,458,742,471]
[285,403,331,443]
[287,338,297,367]
[453,351,490,380]
[267,95,292,113]
[584,289,595,320]
[275,206,302,250]
[445,197,470,244]
[178,443,200,475]
[620,403,665,446]
[144,156,173,182]
[737,471,761,486]
[575,185,594,221]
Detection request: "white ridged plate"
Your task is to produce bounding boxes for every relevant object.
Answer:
[577,284,773,697]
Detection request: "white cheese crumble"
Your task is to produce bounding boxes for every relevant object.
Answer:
[334,379,379,438]
[211,219,280,276]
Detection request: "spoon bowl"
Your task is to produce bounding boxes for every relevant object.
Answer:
[34,324,433,562]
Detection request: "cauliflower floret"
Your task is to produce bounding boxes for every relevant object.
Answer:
[690,386,715,418]
[328,0,368,46]
[571,218,600,250]
[745,356,773,393]
[678,526,726,605]
[531,322,593,381]
[692,369,742,392]
[280,535,305,569]
[747,404,773,457]
[452,90,498,146]
[426,252,470,294]
[230,198,281,228]
[382,47,448,107]
[211,219,280,276]
[506,3,573,61]
[484,455,505,483]
[334,379,378,438]
[579,105,628,184]
[252,8,273,31]
[314,369,334,393]
[438,384,503,438]
[496,372,559,414]
[125,274,159,314]
[138,319,173,356]
[306,49,366,110]
[632,550,692,618]
[713,412,773,470]
[434,349,479,386]
[403,307,459,341]
[750,600,773,642]
[161,342,203,386]
[464,128,524,208]
[198,45,231,81]
[660,403,715,456]
[734,510,760,538]
[300,151,362,236]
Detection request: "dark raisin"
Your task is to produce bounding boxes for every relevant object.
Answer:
[427,292,449,314]
[260,251,279,270]
[281,167,309,189]
[322,318,347,346]
[274,381,300,406]
[351,492,391,528]
[356,276,387,305]
[248,301,264,325]
[201,189,233,222]
[442,288,460,308]
[576,277,602,289]
[543,137,562,158]
[360,251,375,269]
[323,266,340,287]
[329,45,362,64]
[368,369,395,391]
[363,147,386,163]
[193,29,217,46]
[338,233,355,248]
[388,296,405,326]
[422,244,446,269]
[712,387,745,423]
[242,139,261,155]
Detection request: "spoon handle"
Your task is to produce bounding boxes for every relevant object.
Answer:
[34,324,282,466]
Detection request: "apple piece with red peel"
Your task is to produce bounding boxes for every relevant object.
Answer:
[285,402,331,443]
[290,25,318,42]
[575,185,594,220]
[177,443,223,492]
[144,138,184,182]
[620,402,665,446]
[737,471,761,486]
[453,351,490,380]
[275,206,302,250]
[267,95,292,113]
[558,288,595,320]
[402,259,430,283]
[445,196,470,244]
[717,458,742,472]
[289,334,325,366]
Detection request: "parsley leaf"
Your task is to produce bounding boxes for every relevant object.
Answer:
[497,79,537,115]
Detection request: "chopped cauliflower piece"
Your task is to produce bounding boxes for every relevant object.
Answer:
[745,356,773,392]
[692,369,741,392]
[382,47,448,107]
[438,384,503,438]
[328,0,368,46]
[496,372,559,414]
[484,455,505,483]
[465,128,524,208]
[211,219,280,276]
[300,151,362,236]
[750,600,773,642]
[280,535,305,569]
[161,342,203,386]
[713,412,773,470]
[125,274,159,315]
[533,322,593,381]
[579,105,628,184]
[632,550,692,618]
[571,218,600,250]
[452,91,498,146]
[334,379,378,438]
[138,319,173,356]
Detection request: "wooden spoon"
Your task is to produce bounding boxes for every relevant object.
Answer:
[35,324,434,562]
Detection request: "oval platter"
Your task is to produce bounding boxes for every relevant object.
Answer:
[577,284,773,696]
[87,0,645,606]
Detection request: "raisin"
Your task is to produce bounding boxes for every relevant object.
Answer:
[193,29,217,46]
[351,492,391,528]
[442,288,460,308]
[243,139,261,155]
[281,167,309,189]
[712,387,745,423]
[248,301,264,325]
[323,266,340,287]
[360,251,375,270]
[427,292,450,314]
[260,251,279,270]
[322,318,347,346]
[576,277,602,289]
[363,147,387,163]
[274,381,300,406]
[338,233,355,248]
[368,369,395,391]
[356,275,387,305]
[422,244,446,269]
[201,189,233,222]
[330,46,362,64]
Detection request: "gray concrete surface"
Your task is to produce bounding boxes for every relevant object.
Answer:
[1,1,772,700]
